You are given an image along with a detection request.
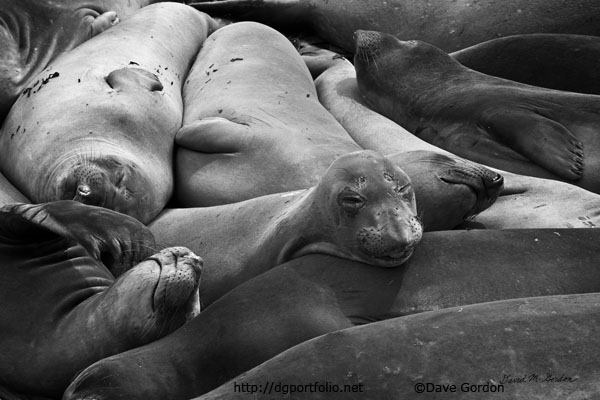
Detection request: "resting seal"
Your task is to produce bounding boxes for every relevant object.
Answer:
[451,34,600,95]
[175,21,360,207]
[0,3,218,223]
[189,0,600,53]
[0,201,201,397]
[354,30,600,194]
[64,230,600,399]
[0,0,163,121]
[63,266,352,400]
[153,150,423,305]
[196,293,600,399]
[314,59,600,230]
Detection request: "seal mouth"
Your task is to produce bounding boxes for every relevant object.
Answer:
[370,246,415,267]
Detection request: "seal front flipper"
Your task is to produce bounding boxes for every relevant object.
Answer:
[105,67,163,92]
[483,109,584,180]
[2,201,156,276]
[176,117,250,153]
[87,11,119,37]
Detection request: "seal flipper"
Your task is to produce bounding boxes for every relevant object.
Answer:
[88,11,119,37]
[484,109,584,180]
[105,67,163,92]
[176,117,249,153]
[1,201,156,276]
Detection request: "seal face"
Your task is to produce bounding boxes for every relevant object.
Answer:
[0,201,202,397]
[353,29,600,193]
[312,151,423,267]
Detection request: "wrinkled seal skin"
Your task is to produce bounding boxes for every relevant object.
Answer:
[0,3,218,223]
[63,228,600,399]
[189,0,600,53]
[451,34,600,95]
[153,150,423,306]
[0,0,166,122]
[354,30,600,194]
[63,267,352,400]
[196,293,600,400]
[314,60,600,230]
[0,201,202,398]
[175,21,360,207]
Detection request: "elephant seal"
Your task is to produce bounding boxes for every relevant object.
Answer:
[0,201,202,398]
[0,0,163,122]
[63,266,352,400]
[152,150,423,305]
[196,293,600,400]
[354,30,600,194]
[451,34,600,95]
[175,21,360,207]
[174,22,501,228]
[189,0,600,53]
[0,172,28,207]
[314,59,600,230]
[64,232,600,400]
[0,3,218,223]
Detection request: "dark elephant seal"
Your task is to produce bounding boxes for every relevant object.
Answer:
[189,0,600,53]
[354,30,600,194]
[63,228,600,399]
[0,3,218,223]
[314,59,600,230]
[152,150,423,305]
[63,266,352,400]
[451,34,600,95]
[196,293,600,400]
[0,201,201,398]
[0,0,163,121]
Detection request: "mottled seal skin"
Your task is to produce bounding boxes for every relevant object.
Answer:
[175,21,360,207]
[354,30,600,194]
[0,0,166,122]
[153,150,423,306]
[0,3,218,223]
[451,34,600,95]
[314,60,600,230]
[63,267,352,400]
[0,201,202,398]
[195,293,600,400]
[189,0,600,53]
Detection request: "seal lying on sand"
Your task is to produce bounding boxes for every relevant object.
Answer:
[0,3,218,223]
[0,201,201,398]
[0,0,163,121]
[188,0,600,53]
[194,293,600,400]
[353,30,600,194]
[314,59,600,230]
[152,150,423,305]
[451,34,600,95]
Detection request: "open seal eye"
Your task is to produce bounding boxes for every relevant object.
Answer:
[338,187,366,214]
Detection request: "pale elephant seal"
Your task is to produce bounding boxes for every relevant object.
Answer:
[0,0,165,121]
[451,34,600,95]
[189,0,600,53]
[196,293,600,399]
[354,30,600,194]
[175,21,360,207]
[314,59,600,230]
[174,22,502,229]
[153,150,423,305]
[0,3,218,223]
[63,233,600,400]
[63,266,352,400]
[0,201,201,398]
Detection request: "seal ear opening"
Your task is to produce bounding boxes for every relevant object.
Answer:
[105,68,163,92]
